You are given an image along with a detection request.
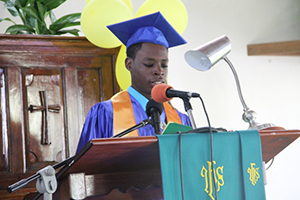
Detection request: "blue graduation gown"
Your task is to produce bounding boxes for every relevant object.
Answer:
[76,93,191,153]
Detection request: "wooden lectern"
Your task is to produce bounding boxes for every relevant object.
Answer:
[25,129,300,200]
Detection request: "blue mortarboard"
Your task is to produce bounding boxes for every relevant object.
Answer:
[107,12,187,49]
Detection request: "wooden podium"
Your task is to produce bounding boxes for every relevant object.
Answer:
[25,129,300,200]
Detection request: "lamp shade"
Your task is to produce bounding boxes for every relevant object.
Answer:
[184,35,231,71]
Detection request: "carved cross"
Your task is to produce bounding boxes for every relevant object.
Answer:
[28,91,61,145]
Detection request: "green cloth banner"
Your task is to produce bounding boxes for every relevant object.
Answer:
[157,130,266,200]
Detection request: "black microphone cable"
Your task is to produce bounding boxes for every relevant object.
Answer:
[266,158,274,170]
[198,95,218,200]
[177,95,218,200]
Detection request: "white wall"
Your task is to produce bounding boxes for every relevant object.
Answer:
[171,2,300,200]
[1,0,300,199]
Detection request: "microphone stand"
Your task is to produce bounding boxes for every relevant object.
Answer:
[112,119,151,138]
[182,97,197,129]
[7,155,75,199]
[8,119,151,199]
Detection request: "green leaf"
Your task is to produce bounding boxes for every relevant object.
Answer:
[32,17,51,35]
[15,0,26,8]
[5,24,35,34]
[40,0,67,11]
[0,17,16,24]
[63,21,80,28]
[49,13,80,31]
[24,13,36,27]
[56,28,80,36]
[49,10,56,23]
[22,6,42,22]
[18,0,28,7]
[27,0,35,7]
[7,6,19,17]
[36,1,47,20]
[37,23,52,35]
[1,0,81,36]
[4,0,16,7]
[34,19,40,34]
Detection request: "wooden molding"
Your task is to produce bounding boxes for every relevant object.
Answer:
[247,40,300,56]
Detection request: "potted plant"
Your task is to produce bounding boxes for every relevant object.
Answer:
[0,0,81,35]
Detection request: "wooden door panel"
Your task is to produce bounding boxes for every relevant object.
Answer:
[7,67,25,174]
[101,56,116,101]
[23,69,65,169]
[78,68,101,125]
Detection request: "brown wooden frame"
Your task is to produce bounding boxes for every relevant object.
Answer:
[0,34,120,199]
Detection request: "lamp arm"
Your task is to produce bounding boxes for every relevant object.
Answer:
[223,57,249,112]
[222,56,276,130]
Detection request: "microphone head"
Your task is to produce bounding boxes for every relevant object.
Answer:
[146,99,164,117]
[151,84,173,103]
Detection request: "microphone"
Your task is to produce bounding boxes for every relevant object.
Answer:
[151,84,200,103]
[146,99,163,135]
[112,119,151,138]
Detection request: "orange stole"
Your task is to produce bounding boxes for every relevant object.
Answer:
[111,91,182,137]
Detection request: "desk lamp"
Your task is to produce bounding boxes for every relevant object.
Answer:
[184,35,275,130]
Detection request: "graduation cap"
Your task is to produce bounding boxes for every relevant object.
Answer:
[107,12,187,49]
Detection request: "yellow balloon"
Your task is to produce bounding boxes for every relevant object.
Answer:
[121,0,133,13]
[81,0,133,48]
[135,0,188,34]
[86,0,132,11]
[116,45,131,90]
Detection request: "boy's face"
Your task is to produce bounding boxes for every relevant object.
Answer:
[126,43,169,100]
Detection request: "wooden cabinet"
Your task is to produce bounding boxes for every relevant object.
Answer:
[0,34,120,199]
